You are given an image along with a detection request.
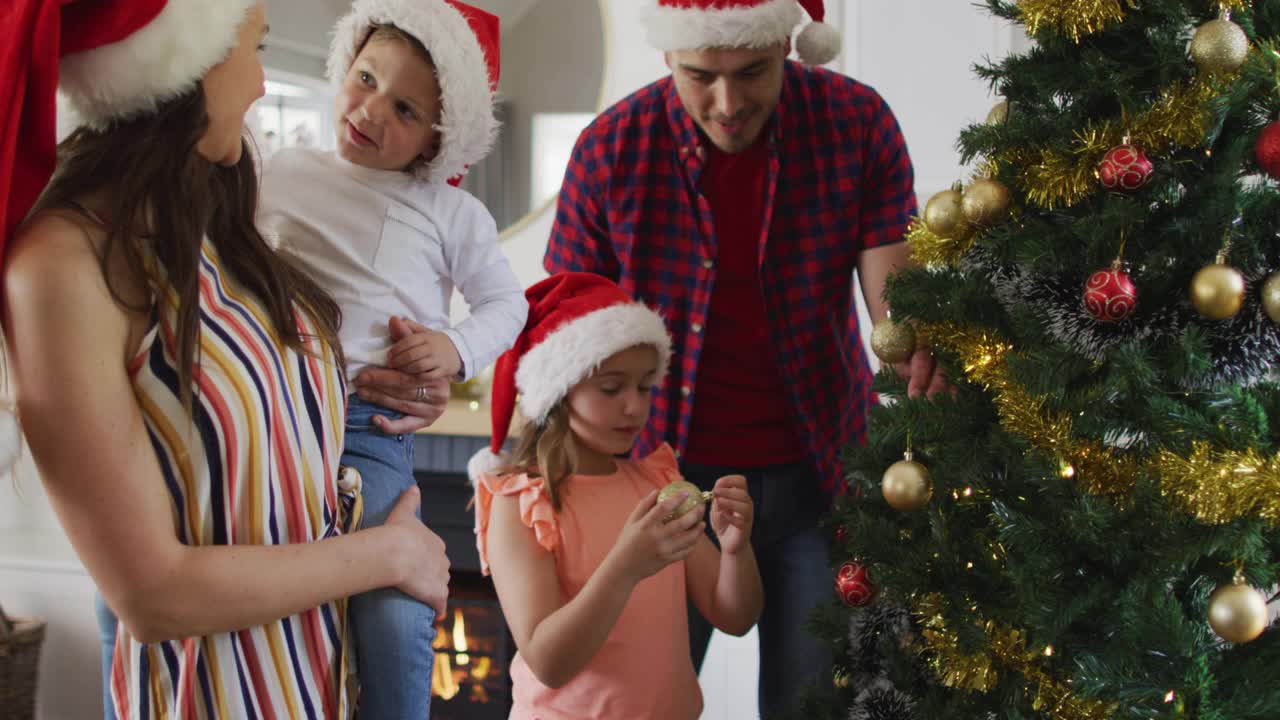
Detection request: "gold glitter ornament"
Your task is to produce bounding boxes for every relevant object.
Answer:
[882,447,932,512]
[657,480,712,523]
[870,318,917,364]
[1190,16,1250,74]
[906,220,974,267]
[923,189,966,238]
[1208,571,1269,643]
[1261,271,1280,323]
[961,178,1011,226]
[1190,263,1246,320]
[986,100,1009,125]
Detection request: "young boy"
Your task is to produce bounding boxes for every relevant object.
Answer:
[258,1,528,717]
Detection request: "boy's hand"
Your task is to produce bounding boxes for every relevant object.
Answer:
[709,474,753,555]
[386,322,463,381]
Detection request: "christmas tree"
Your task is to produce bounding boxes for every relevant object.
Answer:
[791,2,1280,719]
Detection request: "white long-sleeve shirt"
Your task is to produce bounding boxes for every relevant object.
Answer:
[259,148,528,384]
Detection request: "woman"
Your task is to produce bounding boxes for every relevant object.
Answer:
[3,1,451,716]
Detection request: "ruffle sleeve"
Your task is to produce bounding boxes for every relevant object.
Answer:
[474,471,560,575]
[638,443,683,490]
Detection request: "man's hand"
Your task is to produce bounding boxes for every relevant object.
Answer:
[893,345,951,400]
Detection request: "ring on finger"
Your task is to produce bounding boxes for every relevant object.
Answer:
[415,385,428,402]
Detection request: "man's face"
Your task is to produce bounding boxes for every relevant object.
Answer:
[665,44,786,154]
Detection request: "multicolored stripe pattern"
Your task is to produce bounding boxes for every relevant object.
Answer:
[110,241,354,719]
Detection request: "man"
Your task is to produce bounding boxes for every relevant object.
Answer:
[545,0,946,712]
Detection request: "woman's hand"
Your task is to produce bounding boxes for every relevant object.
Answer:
[608,490,705,583]
[352,317,452,433]
[709,474,753,555]
[382,486,450,615]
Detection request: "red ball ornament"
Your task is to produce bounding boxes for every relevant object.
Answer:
[1256,121,1280,179]
[1097,144,1154,191]
[835,525,848,542]
[835,561,876,607]
[1083,266,1138,322]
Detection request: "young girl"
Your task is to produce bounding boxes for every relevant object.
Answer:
[258,1,527,717]
[470,272,765,719]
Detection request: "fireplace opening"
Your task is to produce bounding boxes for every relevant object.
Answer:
[429,573,513,719]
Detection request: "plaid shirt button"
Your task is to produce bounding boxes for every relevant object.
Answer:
[691,322,703,333]
[701,259,714,269]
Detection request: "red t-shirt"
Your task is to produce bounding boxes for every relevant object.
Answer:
[683,135,807,466]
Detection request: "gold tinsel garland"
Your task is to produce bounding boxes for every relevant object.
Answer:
[914,594,1115,720]
[997,76,1225,209]
[922,323,1138,496]
[1155,443,1280,525]
[1017,0,1247,42]
[923,322,1280,525]
[1017,0,1129,42]
[906,219,977,268]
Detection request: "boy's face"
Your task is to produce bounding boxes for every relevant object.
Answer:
[334,36,441,172]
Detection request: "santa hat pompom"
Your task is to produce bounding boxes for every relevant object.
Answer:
[796,19,841,65]
[468,446,506,488]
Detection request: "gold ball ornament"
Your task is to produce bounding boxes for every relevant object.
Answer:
[1208,578,1268,644]
[1261,272,1280,323]
[657,480,713,523]
[882,450,933,512]
[1190,264,1246,320]
[961,178,1011,226]
[870,319,917,365]
[923,189,965,238]
[1190,17,1250,74]
[985,100,1009,125]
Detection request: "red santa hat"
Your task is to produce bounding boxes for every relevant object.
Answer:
[641,0,841,66]
[1,0,255,263]
[327,0,501,185]
[467,272,672,484]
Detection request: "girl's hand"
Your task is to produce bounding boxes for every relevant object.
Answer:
[609,489,706,583]
[386,323,463,381]
[709,474,753,556]
[383,486,450,615]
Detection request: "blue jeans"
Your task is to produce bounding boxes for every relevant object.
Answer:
[682,459,832,718]
[95,593,118,720]
[344,396,437,719]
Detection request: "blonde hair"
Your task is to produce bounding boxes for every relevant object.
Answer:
[499,403,578,511]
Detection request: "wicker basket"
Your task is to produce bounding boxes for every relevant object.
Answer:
[0,606,46,720]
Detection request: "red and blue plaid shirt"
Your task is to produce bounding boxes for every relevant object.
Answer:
[546,61,917,494]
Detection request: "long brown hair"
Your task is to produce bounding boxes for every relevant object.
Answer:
[35,89,342,406]
[501,403,578,510]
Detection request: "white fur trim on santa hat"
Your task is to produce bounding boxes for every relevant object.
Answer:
[59,0,256,130]
[467,447,505,488]
[515,304,672,426]
[328,0,498,185]
[641,0,802,52]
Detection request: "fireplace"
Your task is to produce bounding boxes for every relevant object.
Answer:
[416,434,515,718]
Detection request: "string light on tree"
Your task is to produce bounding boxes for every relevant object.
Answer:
[1208,569,1269,644]
[1190,9,1249,74]
[882,435,933,512]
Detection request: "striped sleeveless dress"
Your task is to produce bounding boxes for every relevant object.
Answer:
[109,240,356,720]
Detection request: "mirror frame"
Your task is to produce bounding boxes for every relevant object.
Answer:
[496,0,611,243]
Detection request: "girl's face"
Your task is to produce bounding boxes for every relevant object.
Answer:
[565,345,660,474]
[333,35,442,172]
[198,3,268,166]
